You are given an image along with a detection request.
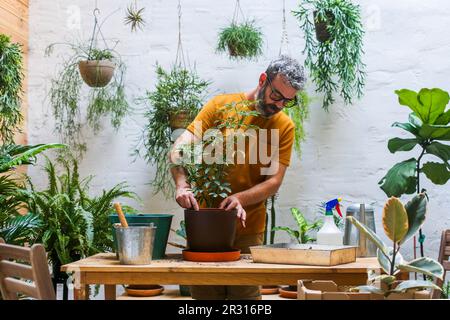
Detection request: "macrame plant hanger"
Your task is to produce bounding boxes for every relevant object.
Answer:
[87,1,111,59]
[232,0,245,26]
[175,0,187,69]
[279,0,291,56]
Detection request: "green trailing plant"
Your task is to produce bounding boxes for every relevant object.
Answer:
[0,34,24,144]
[135,64,210,198]
[217,20,264,60]
[46,39,129,158]
[22,156,139,266]
[293,0,366,110]
[347,194,444,297]
[124,1,146,32]
[176,100,259,208]
[273,207,322,244]
[379,88,450,258]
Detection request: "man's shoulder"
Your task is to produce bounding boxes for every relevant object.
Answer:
[272,111,295,131]
[210,92,245,106]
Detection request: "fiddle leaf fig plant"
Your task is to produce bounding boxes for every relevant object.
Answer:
[347,194,444,297]
[273,207,322,244]
[379,88,450,197]
[293,0,366,110]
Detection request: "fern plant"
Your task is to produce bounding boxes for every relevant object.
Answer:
[293,0,366,110]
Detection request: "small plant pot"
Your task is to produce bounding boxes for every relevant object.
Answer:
[227,43,240,57]
[169,111,193,130]
[313,10,334,43]
[78,60,116,87]
[184,208,237,252]
[182,249,241,262]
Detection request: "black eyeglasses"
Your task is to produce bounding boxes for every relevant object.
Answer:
[266,77,298,108]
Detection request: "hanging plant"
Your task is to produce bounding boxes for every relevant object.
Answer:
[0,34,24,144]
[293,0,366,110]
[135,64,210,198]
[45,10,129,158]
[217,0,264,60]
[124,0,146,32]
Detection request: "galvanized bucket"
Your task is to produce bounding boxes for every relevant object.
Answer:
[114,223,157,265]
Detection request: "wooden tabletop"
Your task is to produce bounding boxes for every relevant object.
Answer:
[61,253,380,274]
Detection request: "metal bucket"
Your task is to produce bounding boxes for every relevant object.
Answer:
[114,223,157,265]
[344,203,377,257]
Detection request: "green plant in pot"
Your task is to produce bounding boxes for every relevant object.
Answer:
[347,193,444,299]
[175,100,259,253]
[0,34,24,144]
[379,88,450,259]
[293,0,365,110]
[134,64,210,198]
[217,20,264,60]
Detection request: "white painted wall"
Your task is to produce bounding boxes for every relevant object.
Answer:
[28,0,450,260]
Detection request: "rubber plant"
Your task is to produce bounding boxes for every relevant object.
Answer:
[135,64,210,198]
[347,194,444,297]
[0,34,24,144]
[379,88,450,258]
[293,0,365,110]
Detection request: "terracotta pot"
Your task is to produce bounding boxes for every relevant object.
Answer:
[184,208,237,252]
[228,44,239,57]
[78,60,116,88]
[182,249,241,262]
[279,285,298,299]
[313,10,334,43]
[125,284,164,297]
[169,111,192,130]
[261,285,280,295]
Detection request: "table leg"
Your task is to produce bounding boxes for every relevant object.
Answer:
[104,285,116,300]
[74,284,89,300]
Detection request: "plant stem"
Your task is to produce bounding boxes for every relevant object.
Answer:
[390,241,397,276]
[416,146,427,279]
[270,195,276,244]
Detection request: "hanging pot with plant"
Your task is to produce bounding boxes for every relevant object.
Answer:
[78,49,116,88]
[217,0,264,60]
[293,0,366,110]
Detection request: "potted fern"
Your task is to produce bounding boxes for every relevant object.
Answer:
[293,0,365,110]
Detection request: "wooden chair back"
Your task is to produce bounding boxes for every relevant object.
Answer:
[0,238,55,300]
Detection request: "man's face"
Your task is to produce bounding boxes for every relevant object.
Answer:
[255,74,298,118]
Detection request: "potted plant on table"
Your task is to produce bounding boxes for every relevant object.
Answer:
[293,0,365,110]
[174,100,259,259]
[347,193,444,299]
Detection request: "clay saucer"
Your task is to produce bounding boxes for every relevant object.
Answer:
[125,284,164,297]
[182,249,241,262]
[279,286,297,299]
[261,285,280,295]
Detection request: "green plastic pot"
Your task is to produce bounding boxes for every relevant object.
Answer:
[109,213,173,260]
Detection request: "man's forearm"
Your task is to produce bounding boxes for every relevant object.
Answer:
[170,166,190,188]
[234,178,280,207]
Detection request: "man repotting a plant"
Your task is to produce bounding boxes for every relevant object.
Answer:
[169,55,306,300]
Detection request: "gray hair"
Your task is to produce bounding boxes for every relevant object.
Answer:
[265,55,306,90]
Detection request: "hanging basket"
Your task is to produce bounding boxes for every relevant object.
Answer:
[78,60,116,88]
[313,10,334,43]
[169,111,193,130]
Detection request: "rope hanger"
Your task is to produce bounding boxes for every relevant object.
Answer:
[279,0,291,56]
[175,0,187,68]
[232,0,245,25]
[87,1,113,58]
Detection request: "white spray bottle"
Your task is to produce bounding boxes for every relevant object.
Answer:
[317,198,343,246]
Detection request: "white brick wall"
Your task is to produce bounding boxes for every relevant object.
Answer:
[28,0,450,260]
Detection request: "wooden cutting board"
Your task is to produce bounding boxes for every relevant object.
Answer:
[250,243,357,266]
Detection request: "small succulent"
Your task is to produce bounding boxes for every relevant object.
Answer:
[124,3,146,32]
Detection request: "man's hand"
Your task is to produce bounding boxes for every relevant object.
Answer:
[175,187,199,211]
[219,195,246,228]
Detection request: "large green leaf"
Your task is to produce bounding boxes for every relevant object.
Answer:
[397,257,444,280]
[395,89,424,120]
[379,159,417,197]
[409,113,423,128]
[425,141,450,163]
[382,197,408,244]
[392,121,420,137]
[290,207,307,229]
[417,88,450,124]
[388,280,441,294]
[377,247,404,274]
[435,109,450,125]
[272,226,300,243]
[388,138,419,153]
[422,162,450,185]
[419,124,450,140]
[346,216,389,257]
[400,193,427,245]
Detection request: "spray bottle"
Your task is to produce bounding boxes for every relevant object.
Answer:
[316,198,343,246]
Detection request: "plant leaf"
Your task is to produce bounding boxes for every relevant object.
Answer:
[388,138,419,153]
[352,285,384,295]
[425,141,450,163]
[422,162,450,185]
[419,124,450,140]
[397,257,444,280]
[378,158,417,197]
[435,109,450,125]
[346,216,389,257]
[377,247,404,274]
[392,121,420,137]
[400,193,428,245]
[388,280,441,294]
[382,197,409,244]
[417,88,450,124]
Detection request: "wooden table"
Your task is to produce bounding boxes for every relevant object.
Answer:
[61,253,381,300]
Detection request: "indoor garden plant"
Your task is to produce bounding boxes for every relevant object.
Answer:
[379,88,450,259]
[175,100,259,253]
[347,193,444,299]
[135,64,210,198]
[293,0,365,110]
[0,34,24,145]
[273,207,322,245]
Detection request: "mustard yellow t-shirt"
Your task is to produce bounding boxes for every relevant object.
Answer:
[186,93,295,235]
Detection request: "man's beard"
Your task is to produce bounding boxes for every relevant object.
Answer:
[255,83,280,118]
